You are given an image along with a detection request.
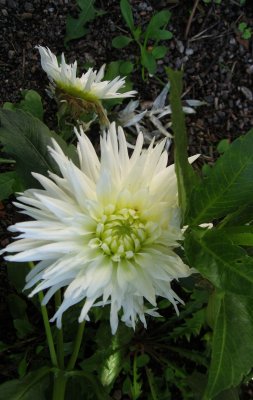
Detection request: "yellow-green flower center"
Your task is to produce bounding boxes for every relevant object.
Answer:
[56,81,99,102]
[89,209,148,261]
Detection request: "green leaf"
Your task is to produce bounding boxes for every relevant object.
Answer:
[145,10,171,41]
[3,90,44,121]
[167,68,199,220]
[13,319,35,339]
[66,371,111,400]
[64,0,98,46]
[120,0,135,33]
[220,225,253,246]
[217,138,230,154]
[187,129,253,225]
[238,22,247,32]
[141,49,156,74]
[0,109,73,189]
[7,262,30,293]
[8,294,27,319]
[151,45,168,59]
[204,293,253,398]
[112,35,132,48]
[148,29,173,40]
[119,61,134,75]
[0,171,18,200]
[185,229,253,294]
[0,367,51,400]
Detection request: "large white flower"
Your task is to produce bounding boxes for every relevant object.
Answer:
[2,123,195,334]
[37,46,136,101]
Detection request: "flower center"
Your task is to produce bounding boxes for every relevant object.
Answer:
[89,208,148,261]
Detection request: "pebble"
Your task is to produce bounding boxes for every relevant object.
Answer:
[185,48,194,56]
[240,86,253,101]
[2,8,8,16]
[7,0,16,8]
[8,50,15,59]
[24,2,34,12]
[246,65,253,74]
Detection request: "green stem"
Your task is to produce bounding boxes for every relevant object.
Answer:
[52,370,67,400]
[55,290,65,369]
[38,291,58,368]
[28,262,58,368]
[67,321,85,371]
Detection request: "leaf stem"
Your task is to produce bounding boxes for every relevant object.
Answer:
[67,320,86,371]
[55,290,65,369]
[28,262,58,368]
[38,291,58,368]
[52,370,67,400]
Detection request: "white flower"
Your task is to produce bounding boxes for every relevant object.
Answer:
[2,123,196,334]
[37,46,136,101]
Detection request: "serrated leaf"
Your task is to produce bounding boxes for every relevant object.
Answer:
[64,0,97,45]
[187,129,253,225]
[204,293,253,398]
[3,90,44,121]
[185,229,253,294]
[167,68,199,220]
[112,35,132,48]
[0,109,75,189]
[0,367,50,400]
[18,90,44,120]
[145,10,171,41]
[120,0,135,32]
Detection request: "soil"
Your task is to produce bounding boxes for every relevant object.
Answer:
[0,0,253,398]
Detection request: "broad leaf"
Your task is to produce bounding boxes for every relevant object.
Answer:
[4,90,44,121]
[0,367,50,400]
[0,109,76,189]
[148,29,173,40]
[221,225,253,246]
[185,229,253,295]
[112,35,132,49]
[120,0,135,32]
[0,171,18,200]
[187,129,253,225]
[167,68,199,219]
[152,45,168,59]
[204,292,253,398]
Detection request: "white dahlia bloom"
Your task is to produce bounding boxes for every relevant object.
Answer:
[2,123,195,334]
[37,46,136,101]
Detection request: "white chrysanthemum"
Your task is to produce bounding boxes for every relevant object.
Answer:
[37,46,136,101]
[2,123,196,334]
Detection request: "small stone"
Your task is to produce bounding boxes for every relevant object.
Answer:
[20,12,33,19]
[240,86,253,101]
[7,0,16,8]
[2,8,8,16]
[24,2,34,12]
[176,40,184,54]
[246,65,253,75]
[8,50,15,59]
[185,48,194,56]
